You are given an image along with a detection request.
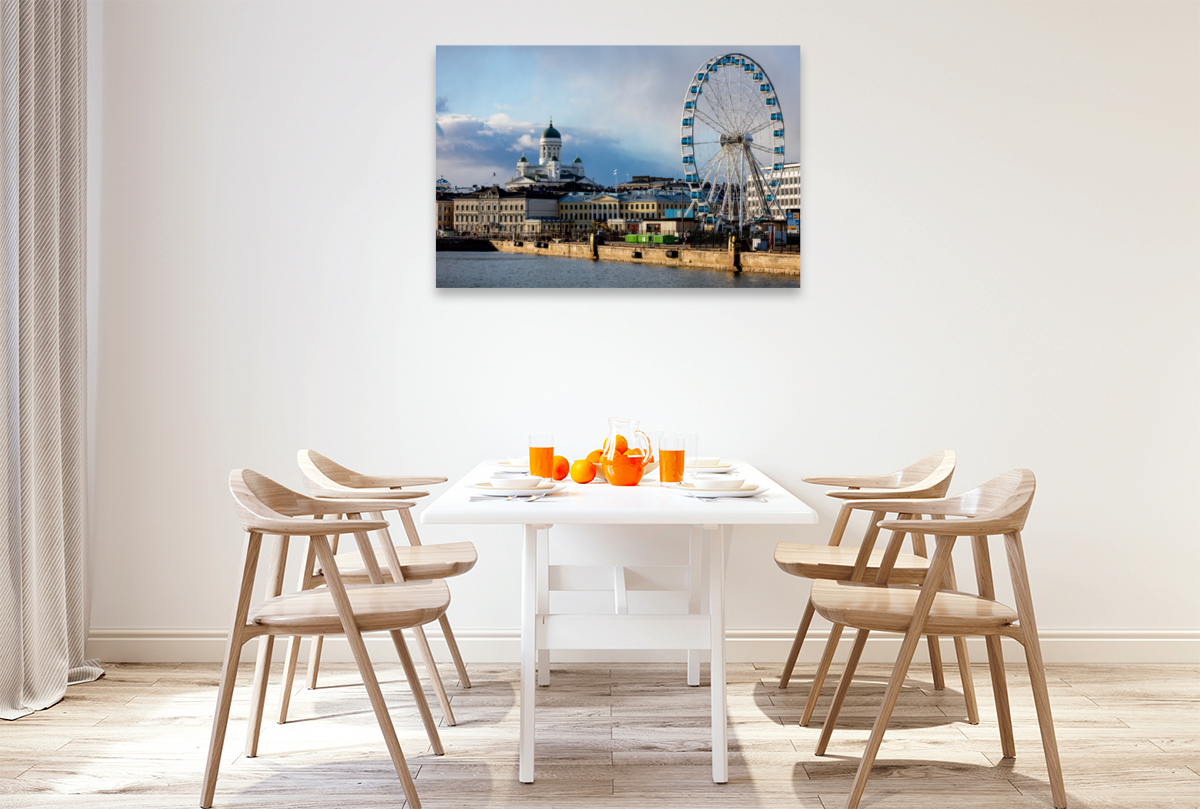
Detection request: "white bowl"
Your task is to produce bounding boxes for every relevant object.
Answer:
[691,476,745,491]
[498,476,543,489]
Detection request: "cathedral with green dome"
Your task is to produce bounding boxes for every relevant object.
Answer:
[506,117,598,191]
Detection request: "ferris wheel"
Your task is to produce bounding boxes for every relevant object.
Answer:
[680,53,786,232]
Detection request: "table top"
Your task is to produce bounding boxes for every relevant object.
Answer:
[420,459,819,526]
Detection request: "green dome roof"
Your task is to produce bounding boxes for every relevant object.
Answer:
[518,154,528,163]
[573,155,583,163]
[541,117,561,139]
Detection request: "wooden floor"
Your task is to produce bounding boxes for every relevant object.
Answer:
[1,659,1197,808]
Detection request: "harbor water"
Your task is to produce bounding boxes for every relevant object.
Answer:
[436,251,802,289]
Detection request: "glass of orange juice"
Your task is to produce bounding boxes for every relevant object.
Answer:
[529,433,554,478]
[658,432,686,483]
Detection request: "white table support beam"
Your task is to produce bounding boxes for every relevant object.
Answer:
[540,614,710,649]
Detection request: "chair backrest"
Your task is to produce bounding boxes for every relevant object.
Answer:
[940,469,1036,533]
[230,468,318,530]
[874,469,1036,537]
[895,450,956,488]
[229,468,394,536]
[296,449,445,498]
[828,450,956,502]
[298,450,374,492]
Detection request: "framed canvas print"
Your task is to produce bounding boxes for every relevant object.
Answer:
[436,46,801,289]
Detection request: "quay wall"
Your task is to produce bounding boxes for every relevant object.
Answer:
[487,240,801,277]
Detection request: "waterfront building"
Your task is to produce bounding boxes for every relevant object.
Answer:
[744,161,800,223]
[556,190,692,233]
[436,194,455,232]
[505,118,600,191]
[452,186,560,234]
[617,175,689,192]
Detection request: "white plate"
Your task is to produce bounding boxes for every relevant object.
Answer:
[472,480,563,496]
[686,459,733,471]
[495,460,529,471]
[673,482,768,499]
[688,465,737,475]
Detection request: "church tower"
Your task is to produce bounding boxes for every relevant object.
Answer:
[539,117,562,165]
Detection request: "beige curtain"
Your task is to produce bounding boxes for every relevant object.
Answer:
[0,0,98,721]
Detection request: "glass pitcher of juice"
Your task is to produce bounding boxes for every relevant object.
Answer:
[601,417,654,486]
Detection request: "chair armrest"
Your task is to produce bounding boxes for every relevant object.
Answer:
[308,497,416,516]
[249,517,389,536]
[878,516,1009,536]
[803,474,898,488]
[310,488,429,500]
[357,474,448,488]
[828,486,940,501]
[839,496,957,514]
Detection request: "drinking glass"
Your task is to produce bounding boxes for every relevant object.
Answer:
[529,433,554,478]
[658,432,686,483]
[681,432,699,481]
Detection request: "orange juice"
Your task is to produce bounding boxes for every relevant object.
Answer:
[529,445,554,478]
[659,449,685,483]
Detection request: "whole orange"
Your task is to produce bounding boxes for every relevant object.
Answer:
[601,434,629,455]
[551,455,569,481]
[569,459,597,484]
[586,448,604,464]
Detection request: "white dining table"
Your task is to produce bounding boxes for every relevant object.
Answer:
[420,459,818,784]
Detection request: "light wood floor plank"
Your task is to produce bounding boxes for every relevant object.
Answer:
[0,662,1196,808]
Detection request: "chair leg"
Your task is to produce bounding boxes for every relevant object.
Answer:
[305,635,325,688]
[940,558,980,723]
[200,631,248,808]
[277,634,303,724]
[244,535,288,757]
[244,635,275,757]
[439,613,472,688]
[925,634,946,690]
[201,533,262,809]
[353,631,423,807]
[840,535,957,809]
[779,597,816,688]
[985,634,1015,756]
[312,535,424,808]
[389,628,445,755]
[801,622,843,726]
[815,628,870,755]
[842,625,924,809]
[953,635,979,724]
[1006,532,1067,808]
[412,623,457,726]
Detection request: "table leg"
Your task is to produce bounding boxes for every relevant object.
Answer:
[688,527,703,687]
[709,524,730,784]
[520,524,539,783]
[537,526,550,687]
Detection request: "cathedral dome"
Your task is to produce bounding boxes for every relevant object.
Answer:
[541,117,561,140]
[518,154,528,163]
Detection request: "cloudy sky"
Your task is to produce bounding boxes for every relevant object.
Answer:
[436,46,801,190]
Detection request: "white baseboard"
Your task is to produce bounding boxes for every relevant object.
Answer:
[88,626,1200,665]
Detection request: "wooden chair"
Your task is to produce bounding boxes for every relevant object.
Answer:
[274,450,475,728]
[775,450,978,727]
[809,469,1066,809]
[203,469,450,809]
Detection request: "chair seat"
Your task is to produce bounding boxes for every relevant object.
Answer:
[249,580,451,635]
[774,542,931,585]
[810,580,1018,636]
[318,541,477,583]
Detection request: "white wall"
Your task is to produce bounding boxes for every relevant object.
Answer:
[87,0,1200,663]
